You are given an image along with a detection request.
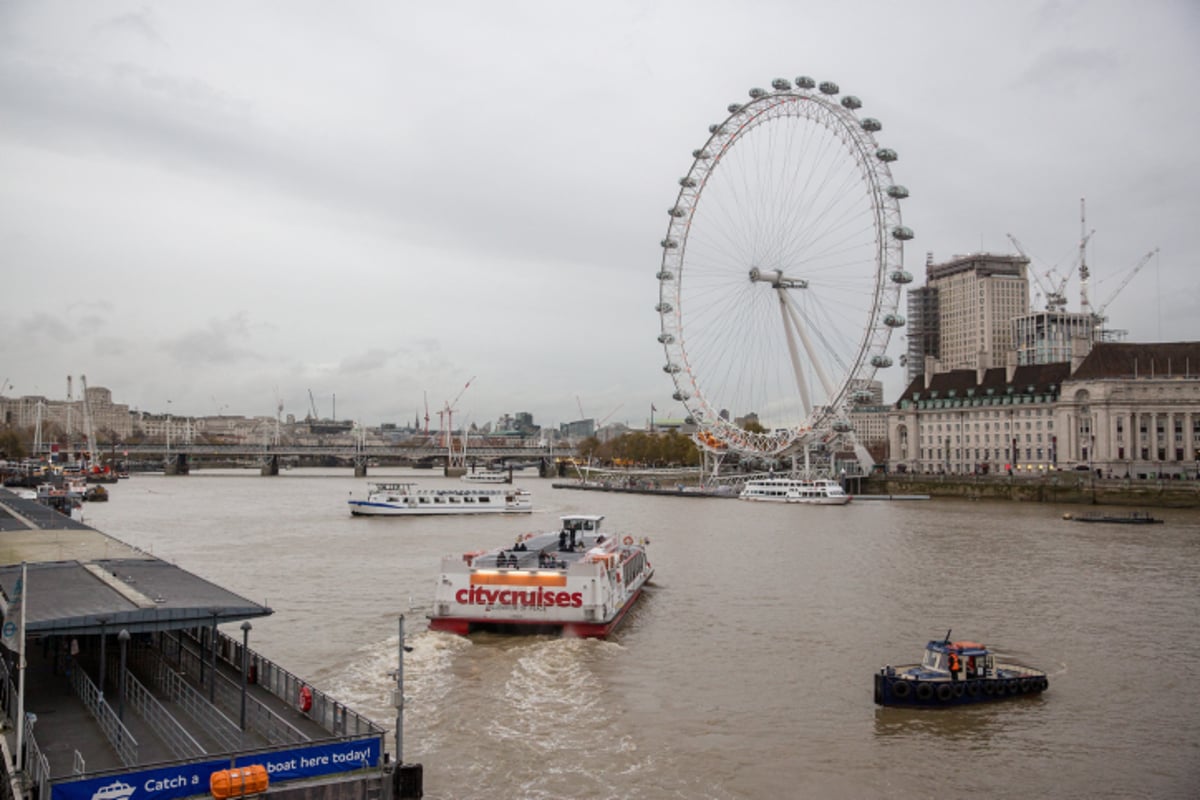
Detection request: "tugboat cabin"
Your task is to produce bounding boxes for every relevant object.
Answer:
[923,640,993,679]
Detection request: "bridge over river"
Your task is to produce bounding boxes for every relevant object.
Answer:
[115,442,568,477]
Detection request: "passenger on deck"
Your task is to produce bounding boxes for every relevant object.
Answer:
[559,531,568,551]
[497,550,508,567]
[507,553,520,568]
[596,535,606,544]
[948,651,961,681]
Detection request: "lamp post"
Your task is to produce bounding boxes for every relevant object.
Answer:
[240,621,252,730]
[209,613,219,702]
[390,615,414,764]
[97,618,108,702]
[117,629,130,720]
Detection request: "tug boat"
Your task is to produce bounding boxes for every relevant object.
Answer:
[739,477,850,505]
[428,514,653,638]
[347,482,532,516]
[874,633,1049,707]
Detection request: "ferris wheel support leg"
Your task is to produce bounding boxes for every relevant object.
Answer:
[783,291,838,400]
[778,295,813,416]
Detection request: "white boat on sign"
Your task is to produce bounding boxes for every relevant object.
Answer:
[739,477,850,505]
[348,482,532,516]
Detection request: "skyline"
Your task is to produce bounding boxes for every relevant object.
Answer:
[2,1,1197,430]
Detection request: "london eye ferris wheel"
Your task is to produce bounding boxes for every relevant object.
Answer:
[656,76,913,465]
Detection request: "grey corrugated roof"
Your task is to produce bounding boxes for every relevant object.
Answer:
[0,489,271,636]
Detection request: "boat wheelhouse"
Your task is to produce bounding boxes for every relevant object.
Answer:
[875,635,1049,707]
[428,514,653,638]
[347,482,532,516]
[739,477,850,505]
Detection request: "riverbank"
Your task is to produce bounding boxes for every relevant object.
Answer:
[864,473,1200,508]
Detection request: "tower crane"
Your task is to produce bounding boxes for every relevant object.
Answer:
[1007,229,1093,313]
[1092,247,1159,328]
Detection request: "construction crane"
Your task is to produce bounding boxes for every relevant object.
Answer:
[423,391,430,434]
[1092,247,1159,328]
[1007,229,1092,313]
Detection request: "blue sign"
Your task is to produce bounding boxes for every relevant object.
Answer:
[51,738,382,800]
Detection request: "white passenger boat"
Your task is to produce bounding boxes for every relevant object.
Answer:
[739,477,851,505]
[428,514,653,638]
[347,482,532,516]
[461,470,509,484]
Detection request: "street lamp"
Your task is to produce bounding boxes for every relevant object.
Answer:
[117,629,130,720]
[390,615,414,765]
[240,621,252,730]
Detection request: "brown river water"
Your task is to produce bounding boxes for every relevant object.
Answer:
[82,469,1200,799]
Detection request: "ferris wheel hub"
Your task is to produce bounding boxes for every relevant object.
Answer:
[749,267,807,290]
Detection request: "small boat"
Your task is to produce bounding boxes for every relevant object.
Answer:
[739,477,850,505]
[461,470,510,484]
[347,482,532,516]
[428,514,653,638]
[874,633,1048,707]
[1063,511,1163,524]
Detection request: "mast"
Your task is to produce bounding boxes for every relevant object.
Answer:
[1078,198,1091,317]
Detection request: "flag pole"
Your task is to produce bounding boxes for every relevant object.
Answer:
[15,561,27,773]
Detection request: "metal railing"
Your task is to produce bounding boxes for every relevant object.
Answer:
[69,664,138,766]
[23,716,51,800]
[213,629,385,739]
[167,632,305,746]
[131,639,243,753]
[121,664,207,760]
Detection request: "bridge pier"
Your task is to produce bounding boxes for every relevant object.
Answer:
[261,454,280,476]
[164,452,190,476]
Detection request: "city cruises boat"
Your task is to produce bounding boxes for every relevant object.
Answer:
[874,634,1049,707]
[739,477,850,505]
[347,482,532,516]
[428,514,653,637]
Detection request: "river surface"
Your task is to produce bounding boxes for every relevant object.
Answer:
[82,469,1200,799]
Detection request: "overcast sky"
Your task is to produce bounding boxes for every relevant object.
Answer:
[1,0,1197,430]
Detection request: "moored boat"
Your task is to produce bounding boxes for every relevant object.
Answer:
[874,634,1048,707]
[347,482,532,516]
[739,477,850,505]
[1063,510,1163,524]
[461,470,510,484]
[428,514,653,638]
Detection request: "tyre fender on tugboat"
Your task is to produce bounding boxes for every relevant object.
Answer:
[915,682,934,701]
[891,679,911,699]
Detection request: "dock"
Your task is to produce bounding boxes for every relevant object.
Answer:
[0,488,409,800]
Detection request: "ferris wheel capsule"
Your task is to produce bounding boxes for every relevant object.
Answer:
[795,76,816,89]
[749,87,768,99]
[871,355,894,368]
[886,185,909,199]
[892,226,914,241]
[841,96,862,110]
[884,313,907,328]
[890,270,914,284]
[771,78,792,92]
[656,302,673,313]
[818,81,839,95]
[876,148,898,162]
[861,118,882,132]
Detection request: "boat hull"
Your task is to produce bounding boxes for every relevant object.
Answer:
[429,585,647,639]
[874,671,1048,707]
[348,502,531,516]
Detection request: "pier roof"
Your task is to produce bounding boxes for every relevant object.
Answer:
[0,489,272,636]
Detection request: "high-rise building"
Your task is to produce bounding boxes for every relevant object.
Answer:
[924,252,1030,372]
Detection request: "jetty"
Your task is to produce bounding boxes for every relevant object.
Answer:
[0,488,419,800]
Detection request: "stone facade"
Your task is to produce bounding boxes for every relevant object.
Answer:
[887,342,1200,479]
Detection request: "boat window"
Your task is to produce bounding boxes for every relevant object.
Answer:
[922,649,945,670]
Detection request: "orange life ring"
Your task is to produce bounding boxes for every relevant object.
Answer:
[622,536,634,546]
[298,684,313,712]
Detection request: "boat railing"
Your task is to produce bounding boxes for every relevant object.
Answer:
[69,660,139,767]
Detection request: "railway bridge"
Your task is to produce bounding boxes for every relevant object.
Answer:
[114,442,569,477]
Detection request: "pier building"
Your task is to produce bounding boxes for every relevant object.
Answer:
[0,489,394,800]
